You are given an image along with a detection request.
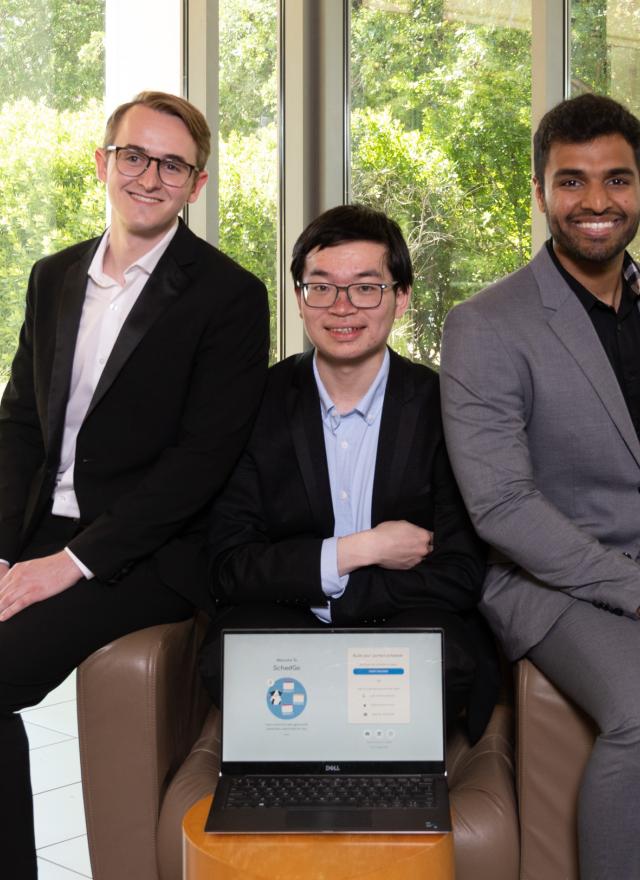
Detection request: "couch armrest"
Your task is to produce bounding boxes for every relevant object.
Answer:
[157,704,221,880]
[448,703,519,880]
[77,617,211,880]
[515,658,597,880]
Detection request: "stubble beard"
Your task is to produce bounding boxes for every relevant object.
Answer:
[548,211,640,266]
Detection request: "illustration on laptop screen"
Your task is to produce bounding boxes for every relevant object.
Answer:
[222,630,444,764]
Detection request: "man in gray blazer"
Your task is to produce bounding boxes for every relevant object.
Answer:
[440,93,640,880]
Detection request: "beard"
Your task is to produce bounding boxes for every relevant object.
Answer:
[547,210,640,265]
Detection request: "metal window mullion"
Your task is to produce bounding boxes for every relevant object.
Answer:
[279,0,348,359]
[531,0,568,253]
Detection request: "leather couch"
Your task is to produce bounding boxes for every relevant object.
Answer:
[515,659,596,880]
[77,618,586,880]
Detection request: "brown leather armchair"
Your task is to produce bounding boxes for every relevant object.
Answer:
[77,618,520,880]
[514,659,596,880]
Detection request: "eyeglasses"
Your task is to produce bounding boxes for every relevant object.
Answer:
[298,281,399,309]
[105,146,199,187]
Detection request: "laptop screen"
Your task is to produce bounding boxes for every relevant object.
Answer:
[221,629,444,766]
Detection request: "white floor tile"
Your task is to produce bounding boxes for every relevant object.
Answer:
[38,834,92,877]
[36,670,77,708]
[36,858,88,879]
[33,782,87,849]
[22,698,78,737]
[30,737,81,795]
[24,720,74,750]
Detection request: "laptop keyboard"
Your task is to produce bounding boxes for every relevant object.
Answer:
[226,775,435,809]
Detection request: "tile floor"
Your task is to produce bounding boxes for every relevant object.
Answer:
[20,670,93,879]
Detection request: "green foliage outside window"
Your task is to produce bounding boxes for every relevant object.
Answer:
[0,0,105,383]
[350,2,532,365]
[4,1,634,379]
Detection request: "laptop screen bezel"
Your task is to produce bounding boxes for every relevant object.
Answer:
[219,627,447,777]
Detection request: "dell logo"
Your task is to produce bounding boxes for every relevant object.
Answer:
[325,764,341,772]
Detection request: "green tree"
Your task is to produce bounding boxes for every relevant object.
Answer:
[219,0,277,139]
[0,0,104,110]
[351,0,532,365]
[0,0,105,382]
[218,0,278,359]
[0,99,104,380]
[219,128,278,359]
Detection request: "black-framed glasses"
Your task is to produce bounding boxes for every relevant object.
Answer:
[105,146,199,187]
[298,281,399,309]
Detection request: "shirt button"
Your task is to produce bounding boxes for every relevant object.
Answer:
[99,357,106,364]
[340,440,348,450]
[339,490,348,501]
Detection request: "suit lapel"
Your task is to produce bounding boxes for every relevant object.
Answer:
[47,239,101,451]
[532,247,640,467]
[371,350,418,522]
[287,352,334,534]
[85,222,193,419]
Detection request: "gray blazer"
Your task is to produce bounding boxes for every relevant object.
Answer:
[440,245,640,659]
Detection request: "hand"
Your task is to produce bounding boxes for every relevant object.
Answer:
[0,562,9,583]
[338,521,433,575]
[370,520,433,570]
[0,551,83,621]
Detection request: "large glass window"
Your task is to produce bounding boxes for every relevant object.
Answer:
[218,0,278,361]
[571,0,640,113]
[571,1,640,255]
[350,0,532,366]
[0,0,105,382]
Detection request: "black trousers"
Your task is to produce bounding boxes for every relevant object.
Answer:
[0,513,193,879]
[200,602,498,742]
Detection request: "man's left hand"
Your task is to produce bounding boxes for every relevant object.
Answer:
[0,551,83,621]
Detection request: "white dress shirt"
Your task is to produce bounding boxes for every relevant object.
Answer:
[311,349,389,622]
[51,221,179,576]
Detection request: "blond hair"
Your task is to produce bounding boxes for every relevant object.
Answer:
[103,91,211,170]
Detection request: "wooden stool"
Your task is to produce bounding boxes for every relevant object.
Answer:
[183,795,455,879]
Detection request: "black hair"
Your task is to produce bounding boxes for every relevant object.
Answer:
[533,92,640,185]
[290,204,413,290]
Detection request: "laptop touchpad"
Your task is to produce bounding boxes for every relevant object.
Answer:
[286,810,373,830]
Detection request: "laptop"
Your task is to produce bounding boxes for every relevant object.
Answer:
[205,628,451,834]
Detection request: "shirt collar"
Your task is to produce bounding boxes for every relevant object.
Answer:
[546,238,640,310]
[313,348,390,432]
[87,220,179,286]
[623,252,640,295]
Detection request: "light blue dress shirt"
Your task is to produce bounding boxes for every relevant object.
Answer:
[311,349,390,622]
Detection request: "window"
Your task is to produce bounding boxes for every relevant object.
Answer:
[571,0,640,113]
[350,0,532,366]
[218,0,278,361]
[0,0,106,382]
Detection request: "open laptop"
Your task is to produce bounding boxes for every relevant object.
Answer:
[205,628,451,834]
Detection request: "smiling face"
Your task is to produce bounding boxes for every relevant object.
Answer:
[534,133,640,274]
[95,104,208,247]
[296,240,410,372]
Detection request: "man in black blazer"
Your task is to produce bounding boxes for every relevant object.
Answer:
[0,91,269,876]
[201,204,496,743]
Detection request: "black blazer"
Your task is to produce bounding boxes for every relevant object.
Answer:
[209,349,485,624]
[0,220,269,609]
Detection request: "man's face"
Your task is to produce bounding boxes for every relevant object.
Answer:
[296,240,410,369]
[534,133,640,269]
[95,104,208,244]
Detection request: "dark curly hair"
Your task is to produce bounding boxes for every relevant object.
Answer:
[534,93,640,186]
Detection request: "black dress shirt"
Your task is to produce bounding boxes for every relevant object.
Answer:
[547,239,640,440]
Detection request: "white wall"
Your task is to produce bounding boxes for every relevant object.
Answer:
[104,0,183,117]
